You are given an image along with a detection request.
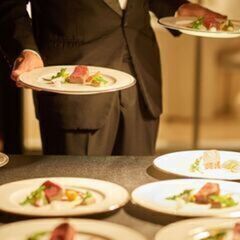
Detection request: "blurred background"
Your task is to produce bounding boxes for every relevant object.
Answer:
[0,0,240,154]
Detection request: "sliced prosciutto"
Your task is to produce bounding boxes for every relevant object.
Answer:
[68,65,90,84]
[194,183,220,204]
[50,223,75,240]
[42,180,63,203]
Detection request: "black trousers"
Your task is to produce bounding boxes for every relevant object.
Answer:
[39,84,159,155]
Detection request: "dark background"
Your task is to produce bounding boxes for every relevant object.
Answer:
[0,52,22,154]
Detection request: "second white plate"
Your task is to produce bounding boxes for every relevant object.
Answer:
[132,179,240,217]
[0,177,129,217]
[155,218,240,240]
[0,218,147,240]
[159,17,240,38]
[154,150,240,180]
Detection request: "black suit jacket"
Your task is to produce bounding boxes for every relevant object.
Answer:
[0,0,187,129]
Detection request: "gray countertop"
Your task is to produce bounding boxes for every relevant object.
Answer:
[0,155,185,240]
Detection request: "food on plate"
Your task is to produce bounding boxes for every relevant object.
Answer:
[203,150,221,169]
[25,223,75,240]
[202,231,226,240]
[199,222,240,240]
[68,65,90,84]
[87,72,109,87]
[190,150,240,173]
[166,182,238,209]
[190,16,238,32]
[222,160,240,173]
[26,231,48,240]
[43,65,111,87]
[26,222,106,240]
[20,180,95,208]
[50,223,75,240]
[43,180,63,203]
[234,223,240,240]
[194,183,220,204]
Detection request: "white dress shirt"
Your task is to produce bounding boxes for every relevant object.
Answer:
[118,0,128,10]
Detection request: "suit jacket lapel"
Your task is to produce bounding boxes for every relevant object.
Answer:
[103,0,123,16]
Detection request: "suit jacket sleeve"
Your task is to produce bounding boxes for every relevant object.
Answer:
[149,0,189,18]
[0,0,38,63]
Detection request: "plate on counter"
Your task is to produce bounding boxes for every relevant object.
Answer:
[0,177,129,217]
[0,218,147,240]
[155,218,240,240]
[0,152,9,167]
[153,150,240,180]
[159,17,240,38]
[19,65,136,95]
[132,179,240,217]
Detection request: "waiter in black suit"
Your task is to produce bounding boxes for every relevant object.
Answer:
[0,0,225,155]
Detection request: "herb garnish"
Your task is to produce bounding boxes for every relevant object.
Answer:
[82,191,93,205]
[27,231,48,240]
[43,68,70,82]
[202,231,226,240]
[192,17,204,30]
[20,185,47,206]
[166,189,195,203]
[210,194,238,208]
[190,158,201,173]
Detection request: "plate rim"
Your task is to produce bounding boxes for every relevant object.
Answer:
[159,16,240,38]
[0,218,147,240]
[0,152,9,168]
[0,177,130,217]
[19,65,136,94]
[131,178,240,217]
[154,217,239,240]
[153,150,240,180]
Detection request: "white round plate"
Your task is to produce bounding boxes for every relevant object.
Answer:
[0,177,129,217]
[159,17,240,38]
[0,152,9,167]
[153,150,240,180]
[0,218,147,240]
[19,65,136,95]
[155,218,239,240]
[132,179,240,217]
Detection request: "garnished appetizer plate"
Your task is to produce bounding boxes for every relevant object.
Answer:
[0,218,147,240]
[159,16,240,38]
[132,179,240,217]
[0,177,129,217]
[155,218,240,240]
[0,152,9,167]
[153,150,240,180]
[19,65,136,95]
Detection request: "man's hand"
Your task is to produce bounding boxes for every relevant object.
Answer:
[11,51,44,82]
[177,3,227,19]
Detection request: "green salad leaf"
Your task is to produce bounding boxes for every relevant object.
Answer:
[51,68,69,80]
[27,231,48,240]
[166,189,195,203]
[192,17,204,30]
[92,74,108,84]
[20,185,47,206]
[43,68,70,82]
[202,231,226,240]
[210,194,238,208]
[82,191,93,205]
